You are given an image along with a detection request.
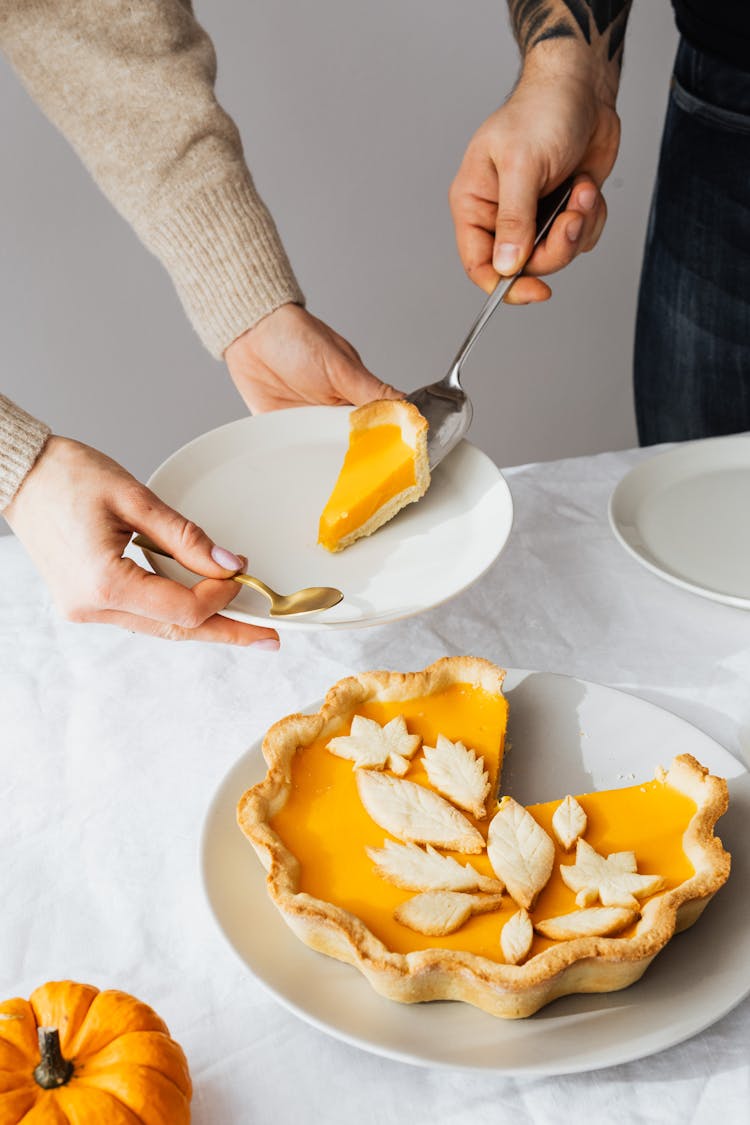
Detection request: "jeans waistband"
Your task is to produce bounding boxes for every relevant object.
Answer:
[675,37,750,116]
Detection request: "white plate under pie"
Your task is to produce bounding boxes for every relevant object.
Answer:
[139,407,513,630]
[609,434,750,609]
[200,670,749,1074]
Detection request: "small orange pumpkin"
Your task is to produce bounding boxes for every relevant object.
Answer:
[0,980,192,1123]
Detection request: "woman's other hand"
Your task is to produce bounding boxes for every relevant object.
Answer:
[4,436,280,647]
[225,304,402,413]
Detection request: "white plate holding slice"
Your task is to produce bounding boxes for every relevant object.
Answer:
[139,407,513,630]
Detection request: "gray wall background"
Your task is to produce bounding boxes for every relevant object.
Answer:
[0,1,677,518]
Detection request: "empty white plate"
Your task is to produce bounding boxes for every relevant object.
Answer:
[609,433,750,608]
[141,407,513,630]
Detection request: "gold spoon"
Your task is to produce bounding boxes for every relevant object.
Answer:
[132,535,344,617]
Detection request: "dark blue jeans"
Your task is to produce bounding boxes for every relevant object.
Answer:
[634,38,750,445]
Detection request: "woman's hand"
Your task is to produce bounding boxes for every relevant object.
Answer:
[225,303,401,413]
[4,436,280,647]
[449,65,621,303]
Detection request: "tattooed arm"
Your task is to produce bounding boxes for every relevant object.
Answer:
[511,1,631,62]
[450,2,633,301]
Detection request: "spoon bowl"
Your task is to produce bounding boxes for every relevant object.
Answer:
[232,572,344,616]
[132,535,344,617]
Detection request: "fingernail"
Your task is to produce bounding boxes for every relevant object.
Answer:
[567,216,584,243]
[211,545,243,571]
[493,243,520,274]
[252,638,281,652]
[578,187,597,211]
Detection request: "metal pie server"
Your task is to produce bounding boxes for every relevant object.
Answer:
[407,177,574,470]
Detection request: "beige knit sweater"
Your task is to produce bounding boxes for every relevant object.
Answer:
[0,0,304,511]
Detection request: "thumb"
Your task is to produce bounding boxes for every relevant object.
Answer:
[351,377,403,406]
[492,159,544,277]
[124,487,245,578]
[334,356,404,407]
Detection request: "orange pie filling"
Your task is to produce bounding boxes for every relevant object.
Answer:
[269,683,698,962]
[317,400,430,553]
[318,423,417,551]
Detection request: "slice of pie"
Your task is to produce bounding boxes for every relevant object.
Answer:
[237,658,730,1019]
[318,400,430,552]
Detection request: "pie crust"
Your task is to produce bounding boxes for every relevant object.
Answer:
[237,658,731,1019]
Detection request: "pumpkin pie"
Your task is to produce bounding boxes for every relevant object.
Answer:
[237,657,730,1019]
[318,399,430,552]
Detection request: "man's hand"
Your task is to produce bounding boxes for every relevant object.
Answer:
[449,66,621,303]
[4,437,280,647]
[225,303,401,413]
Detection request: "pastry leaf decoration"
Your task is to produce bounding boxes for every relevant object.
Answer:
[367,839,503,893]
[551,794,588,851]
[535,905,639,940]
[487,797,556,909]
[422,735,490,819]
[500,908,534,965]
[327,714,421,776]
[560,838,663,909]
[395,891,505,936]
[356,771,485,853]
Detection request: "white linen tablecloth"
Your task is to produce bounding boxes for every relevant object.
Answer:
[1,443,749,1124]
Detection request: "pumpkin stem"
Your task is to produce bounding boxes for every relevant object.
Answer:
[34,1027,73,1089]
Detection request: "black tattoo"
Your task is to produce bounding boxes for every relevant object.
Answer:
[509,1,632,62]
[607,8,628,60]
[565,0,593,42]
[533,19,577,48]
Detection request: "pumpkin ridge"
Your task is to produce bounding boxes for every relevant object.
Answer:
[64,992,169,1061]
[0,1040,39,1070]
[75,1031,191,1097]
[0,1090,39,1120]
[56,1085,143,1124]
[0,1000,40,1063]
[0,1071,38,1094]
[29,984,98,1055]
[66,1066,191,1125]
[74,1062,190,1094]
[19,1093,71,1122]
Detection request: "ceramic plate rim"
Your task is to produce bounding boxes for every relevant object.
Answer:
[141,409,513,631]
[608,434,750,609]
[199,669,749,1075]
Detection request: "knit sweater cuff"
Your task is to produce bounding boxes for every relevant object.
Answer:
[0,395,51,513]
[146,177,305,358]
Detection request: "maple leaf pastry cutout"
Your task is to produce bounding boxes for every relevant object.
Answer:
[327,714,421,775]
[560,838,664,909]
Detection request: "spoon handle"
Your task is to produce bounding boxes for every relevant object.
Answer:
[132,534,263,590]
[447,176,574,381]
[232,572,276,600]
